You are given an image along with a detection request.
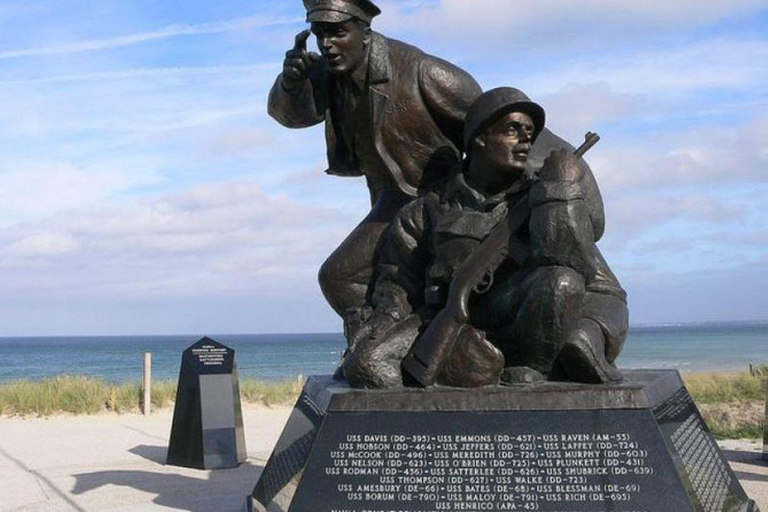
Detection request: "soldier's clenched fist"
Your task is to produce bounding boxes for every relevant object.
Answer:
[281,29,321,91]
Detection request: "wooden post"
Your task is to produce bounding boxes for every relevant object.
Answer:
[763,378,767,462]
[143,352,152,416]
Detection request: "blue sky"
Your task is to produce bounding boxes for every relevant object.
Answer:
[0,0,766,335]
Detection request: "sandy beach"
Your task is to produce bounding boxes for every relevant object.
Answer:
[0,404,766,511]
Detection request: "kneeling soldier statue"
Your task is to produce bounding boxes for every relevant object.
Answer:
[343,88,629,388]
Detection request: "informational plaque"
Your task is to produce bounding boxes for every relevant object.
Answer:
[167,337,246,470]
[248,371,758,512]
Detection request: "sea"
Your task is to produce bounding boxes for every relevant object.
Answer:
[1,322,767,384]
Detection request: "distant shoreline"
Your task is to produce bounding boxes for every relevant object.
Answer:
[1,319,767,339]
[630,320,768,330]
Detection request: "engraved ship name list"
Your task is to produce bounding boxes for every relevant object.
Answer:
[320,431,653,511]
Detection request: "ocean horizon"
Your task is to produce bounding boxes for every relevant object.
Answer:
[2,320,767,384]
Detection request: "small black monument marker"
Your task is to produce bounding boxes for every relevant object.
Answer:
[167,336,246,470]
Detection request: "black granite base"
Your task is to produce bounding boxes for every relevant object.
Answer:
[167,337,247,470]
[246,370,759,512]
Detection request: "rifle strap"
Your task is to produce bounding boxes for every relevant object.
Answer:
[505,193,532,265]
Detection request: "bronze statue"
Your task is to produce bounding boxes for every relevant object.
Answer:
[268,0,482,338]
[342,88,629,389]
[267,1,623,384]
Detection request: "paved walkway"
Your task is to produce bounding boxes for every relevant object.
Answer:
[719,439,768,510]
[0,405,289,512]
[0,407,765,511]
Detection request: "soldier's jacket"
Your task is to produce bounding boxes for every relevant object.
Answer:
[369,168,627,323]
[268,32,482,199]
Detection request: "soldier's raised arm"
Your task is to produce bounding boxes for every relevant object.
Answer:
[267,30,327,128]
[529,148,598,280]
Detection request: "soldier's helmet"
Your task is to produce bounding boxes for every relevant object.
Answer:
[303,0,381,24]
[464,87,546,150]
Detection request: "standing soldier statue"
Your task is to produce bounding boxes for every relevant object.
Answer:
[268,0,482,336]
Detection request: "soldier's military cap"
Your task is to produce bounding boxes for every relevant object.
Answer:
[464,87,546,149]
[303,0,381,24]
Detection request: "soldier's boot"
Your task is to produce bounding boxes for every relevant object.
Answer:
[333,307,371,381]
[501,366,545,385]
[557,318,623,384]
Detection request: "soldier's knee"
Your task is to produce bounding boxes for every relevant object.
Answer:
[535,266,585,302]
[553,267,585,295]
[583,294,629,362]
[318,253,357,315]
[318,255,338,294]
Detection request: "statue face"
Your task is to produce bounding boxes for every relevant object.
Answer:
[478,111,535,177]
[311,20,369,75]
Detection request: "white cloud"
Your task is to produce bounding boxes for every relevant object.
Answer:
[379,0,767,46]
[537,83,643,135]
[0,162,159,219]
[591,111,768,194]
[0,180,351,299]
[519,38,768,96]
[607,193,748,237]
[0,64,276,87]
[5,233,78,257]
[200,129,274,157]
[0,15,301,60]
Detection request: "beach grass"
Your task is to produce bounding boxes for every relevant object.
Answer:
[1,372,764,441]
[0,375,303,416]
[0,376,106,416]
[240,376,305,407]
[684,370,766,404]
[682,371,766,439]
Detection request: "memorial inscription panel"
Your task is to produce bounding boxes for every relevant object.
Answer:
[190,341,234,374]
[654,388,750,512]
[288,410,692,511]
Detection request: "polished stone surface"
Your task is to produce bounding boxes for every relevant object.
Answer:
[167,337,246,470]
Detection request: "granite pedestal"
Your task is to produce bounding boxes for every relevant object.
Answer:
[246,370,758,512]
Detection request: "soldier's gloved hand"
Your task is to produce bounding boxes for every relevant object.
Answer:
[281,29,321,91]
[539,148,584,182]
